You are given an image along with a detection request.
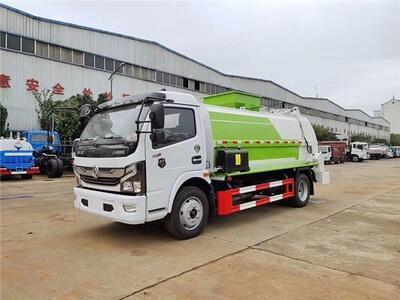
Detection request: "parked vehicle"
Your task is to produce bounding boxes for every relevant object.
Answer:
[386,147,394,158]
[319,141,347,163]
[348,142,369,162]
[369,144,386,160]
[73,91,329,239]
[393,146,400,157]
[0,132,40,179]
[21,130,64,178]
[318,145,332,164]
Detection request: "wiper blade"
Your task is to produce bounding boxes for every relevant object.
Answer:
[103,135,123,139]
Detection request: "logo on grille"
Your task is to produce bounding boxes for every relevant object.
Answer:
[92,166,99,179]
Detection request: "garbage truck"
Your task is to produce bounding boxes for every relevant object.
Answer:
[73,91,329,239]
[0,132,40,179]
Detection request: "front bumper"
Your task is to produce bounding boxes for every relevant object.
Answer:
[74,187,146,224]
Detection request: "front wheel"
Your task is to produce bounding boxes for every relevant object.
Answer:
[351,155,359,162]
[288,173,311,208]
[165,186,209,240]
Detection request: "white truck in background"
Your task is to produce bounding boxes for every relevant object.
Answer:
[348,142,369,162]
[318,145,332,164]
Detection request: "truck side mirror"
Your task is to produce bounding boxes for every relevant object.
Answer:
[149,104,165,129]
[150,130,165,145]
[79,104,92,118]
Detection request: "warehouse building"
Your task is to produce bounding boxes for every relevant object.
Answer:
[0,4,390,141]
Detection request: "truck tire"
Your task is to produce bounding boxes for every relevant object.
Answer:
[55,158,64,178]
[351,155,359,162]
[46,159,58,178]
[165,186,209,240]
[21,174,33,180]
[288,173,310,208]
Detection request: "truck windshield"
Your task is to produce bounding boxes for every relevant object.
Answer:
[318,146,329,153]
[81,105,147,142]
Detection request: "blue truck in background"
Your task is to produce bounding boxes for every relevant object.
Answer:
[21,130,65,178]
[0,133,40,179]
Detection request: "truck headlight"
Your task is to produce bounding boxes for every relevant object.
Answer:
[122,180,134,192]
[120,161,145,194]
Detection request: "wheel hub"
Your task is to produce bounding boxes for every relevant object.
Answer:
[179,197,203,230]
[298,180,309,202]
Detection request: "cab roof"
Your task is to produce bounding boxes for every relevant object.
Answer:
[99,91,200,110]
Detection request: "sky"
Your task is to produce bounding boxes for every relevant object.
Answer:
[2,0,399,114]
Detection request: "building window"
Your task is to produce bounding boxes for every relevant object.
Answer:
[170,74,177,86]
[210,84,216,94]
[21,37,34,54]
[141,68,148,80]
[0,32,5,48]
[61,48,73,63]
[133,65,141,78]
[200,82,206,93]
[156,71,163,82]
[115,60,124,73]
[183,77,189,88]
[177,76,184,87]
[194,80,200,91]
[105,58,114,71]
[49,44,61,60]
[188,80,195,90]
[125,64,133,77]
[148,69,156,81]
[95,55,105,69]
[163,73,170,85]
[73,50,83,65]
[36,41,48,58]
[206,83,212,93]
[7,33,21,51]
[84,53,95,67]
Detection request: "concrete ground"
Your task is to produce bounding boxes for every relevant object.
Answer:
[1,159,400,299]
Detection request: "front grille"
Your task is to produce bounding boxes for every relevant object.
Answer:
[81,175,120,186]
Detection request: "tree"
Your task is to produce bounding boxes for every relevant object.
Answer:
[390,134,400,146]
[312,124,338,141]
[33,88,58,130]
[97,92,109,104]
[0,102,7,136]
[33,90,97,141]
[350,133,374,143]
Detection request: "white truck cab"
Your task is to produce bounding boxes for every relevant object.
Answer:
[350,142,369,162]
[318,145,332,164]
[74,92,211,227]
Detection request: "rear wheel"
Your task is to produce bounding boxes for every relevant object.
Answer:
[288,173,311,208]
[46,159,58,178]
[165,186,209,240]
[55,158,64,178]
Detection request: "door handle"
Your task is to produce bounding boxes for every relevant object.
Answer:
[192,155,202,164]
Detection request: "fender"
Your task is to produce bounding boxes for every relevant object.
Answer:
[167,170,211,213]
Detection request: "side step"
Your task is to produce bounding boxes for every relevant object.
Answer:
[217,179,295,216]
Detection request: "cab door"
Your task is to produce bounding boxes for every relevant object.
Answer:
[145,105,205,212]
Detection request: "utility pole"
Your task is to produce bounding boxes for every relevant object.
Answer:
[314,85,319,98]
[108,62,125,100]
